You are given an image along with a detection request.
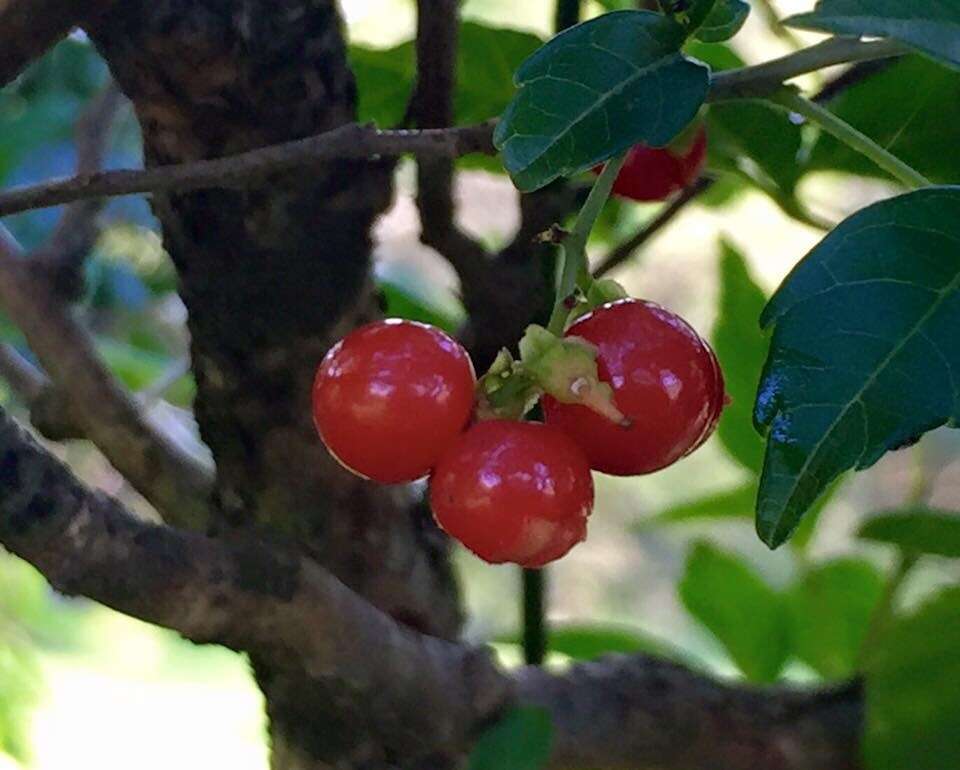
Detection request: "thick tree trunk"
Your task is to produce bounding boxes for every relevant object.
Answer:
[85,2,462,766]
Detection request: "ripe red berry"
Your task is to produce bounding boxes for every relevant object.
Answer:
[312,319,476,483]
[543,299,725,476]
[429,420,594,568]
[601,126,707,202]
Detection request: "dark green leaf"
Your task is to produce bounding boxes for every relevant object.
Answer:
[790,558,884,679]
[713,240,769,471]
[469,707,552,770]
[785,1,960,70]
[805,56,960,186]
[696,0,750,42]
[494,11,710,191]
[707,101,804,195]
[864,587,960,770]
[754,187,960,548]
[547,624,672,660]
[859,508,960,557]
[680,542,789,682]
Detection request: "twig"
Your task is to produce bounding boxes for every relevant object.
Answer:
[0,0,119,88]
[33,81,125,298]
[0,225,213,527]
[0,38,909,219]
[813,57,901,103]
[411,0,493,289]
[768,89,930,189]
[709,38,909,101]
[0,122,496,217]
[594,177,713,278]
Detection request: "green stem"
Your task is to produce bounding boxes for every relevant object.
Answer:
[522,567,547,665]
[768,89,931,190]
[857,551,918,669]
[546,152,627,335]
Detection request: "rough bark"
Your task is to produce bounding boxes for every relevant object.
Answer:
[0,405,865,770]
[83,1,461,765]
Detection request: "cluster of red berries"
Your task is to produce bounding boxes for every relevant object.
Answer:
[312,299,725,568]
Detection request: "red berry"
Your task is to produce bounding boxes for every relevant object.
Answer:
[543,299,725,476]
[601,126,707,202]
[312,319,476,483]
[429,420,594,568]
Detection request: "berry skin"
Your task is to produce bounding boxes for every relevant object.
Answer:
[543,299,725,476]
[312,319,476,484]
[429,420,594,568]
[601,126,707,202]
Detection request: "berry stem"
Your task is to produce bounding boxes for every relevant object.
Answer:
[546,152,628,335]
[768,88,931,190]
[522,567,547,665]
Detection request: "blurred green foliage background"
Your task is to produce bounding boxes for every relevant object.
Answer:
[1,1,959,768]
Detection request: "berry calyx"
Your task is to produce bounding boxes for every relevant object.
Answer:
[543,298,725,476]
[599,125,707,202]
[312,319,476,483]
[429,420,594,568]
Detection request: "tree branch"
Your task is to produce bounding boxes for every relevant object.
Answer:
[594,177,713,278]
[518,660,863,770]
[0,403,864,769]
[708,38,909,101]
[411,0,493,289]
[0,122,496,217]
[0,405,506,762]
[0,226,213,527]
[0,37,908,219]
[32,81,125,299]
[0,0,119,87]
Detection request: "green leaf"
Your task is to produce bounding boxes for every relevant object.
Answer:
[494,11,710,192]
[864,587,960,770]
[696,0,750,43]
[547,624,672,660]
[349,23,544,128]
[348,42,416,127]
[785,1,960,70]
[646,481,757,525]
[859,508,960,557]
[713,240,769,471]
[805,56,960,186]
[679,542,789,682]
[790,558,884,679]
[375,261,466,335]
[754,187,960,548]
[469,707,552,770]
[456,23,544,125]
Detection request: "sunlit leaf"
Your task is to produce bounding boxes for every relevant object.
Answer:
[680,542,789,682]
